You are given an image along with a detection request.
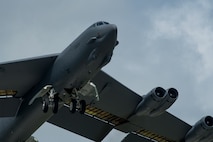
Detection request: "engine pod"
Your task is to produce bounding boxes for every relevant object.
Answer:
[185,116,213,142]
[135,87,166,116]
[135,87,178,117]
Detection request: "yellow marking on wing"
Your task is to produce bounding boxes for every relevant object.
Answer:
[85,105,175,142]
[64,101,174,142]
[134,129,175,142]
[0,90,17,96]
[86,105,127,125]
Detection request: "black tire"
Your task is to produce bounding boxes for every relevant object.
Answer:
[70,99,77,113]
[79,100,86,114]
[52,96,59,114]
[42,98,49,113]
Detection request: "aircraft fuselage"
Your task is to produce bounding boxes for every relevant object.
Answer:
[0,21,118,142]
[50,22,117,92]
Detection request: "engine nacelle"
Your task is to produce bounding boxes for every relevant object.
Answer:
[185,116,213,142]
[135,87,178,117]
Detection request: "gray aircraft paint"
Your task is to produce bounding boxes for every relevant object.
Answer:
[0,21,118,142]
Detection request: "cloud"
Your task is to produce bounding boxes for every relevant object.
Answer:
[140,0,213,122]
[148,0,213,82]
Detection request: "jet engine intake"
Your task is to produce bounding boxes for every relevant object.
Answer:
[135,87,178,117]
[185,116,213,142]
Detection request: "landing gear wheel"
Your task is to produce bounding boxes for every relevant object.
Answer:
[52,96,59,114]
[79,100,86,114]
[70,99,77,113]
[42,98,49,113]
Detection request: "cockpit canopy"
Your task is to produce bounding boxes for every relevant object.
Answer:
[92,21,109,27]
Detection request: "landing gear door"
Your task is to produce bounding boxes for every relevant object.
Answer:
[78,82,99,103]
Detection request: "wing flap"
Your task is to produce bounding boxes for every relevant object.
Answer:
[116,112,191,142]
[128,113,191,141]
[48,106,113,141]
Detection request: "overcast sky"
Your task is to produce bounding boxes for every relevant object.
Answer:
[1,0,213,141]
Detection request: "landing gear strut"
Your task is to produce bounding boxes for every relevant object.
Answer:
[42,88,59,114]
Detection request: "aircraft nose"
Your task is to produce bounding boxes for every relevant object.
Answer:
[110,24,118,46]
[97,24,118,47]
[107,24,117,41]
[111,24,117,35]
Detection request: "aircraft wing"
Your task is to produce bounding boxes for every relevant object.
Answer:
[0,54,58,116]
[48,71,192,142]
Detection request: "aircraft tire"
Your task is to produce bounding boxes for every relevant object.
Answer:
[42,98,49,113]
[52,96,59,114]
[79,100,86,114]
[70,99,77,113]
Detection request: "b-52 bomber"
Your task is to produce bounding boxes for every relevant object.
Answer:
[0,21,213,142]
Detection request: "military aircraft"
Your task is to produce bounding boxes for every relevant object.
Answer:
[0,21,212,142]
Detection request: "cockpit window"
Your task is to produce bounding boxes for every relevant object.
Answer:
[93,21,109,27]
[97,22,104,26]
[103,22,109,24]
